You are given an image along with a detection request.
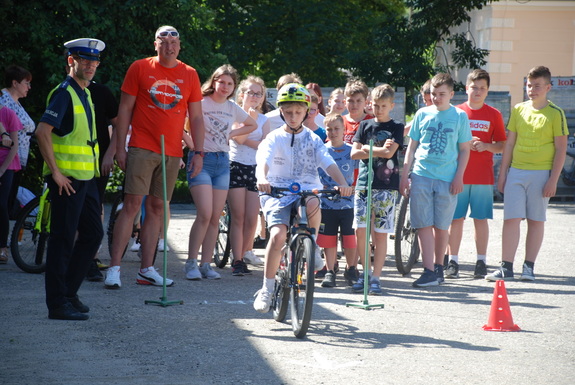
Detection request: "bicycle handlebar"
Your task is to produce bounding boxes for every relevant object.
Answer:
[267,186,341,200]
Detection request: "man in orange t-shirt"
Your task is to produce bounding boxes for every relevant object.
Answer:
[105,25,205,289]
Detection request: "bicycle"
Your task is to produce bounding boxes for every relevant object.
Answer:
[107,188,158,262]
[213,201,231,268]
[561,138,575,186]
[268,183,339,339]
[393,193,420,275]
[10,183,50,274]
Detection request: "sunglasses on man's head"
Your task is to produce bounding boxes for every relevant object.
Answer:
[158,31,179,38]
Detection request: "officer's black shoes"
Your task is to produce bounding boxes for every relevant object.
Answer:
[65,295,90,313]
[48,302,89,321]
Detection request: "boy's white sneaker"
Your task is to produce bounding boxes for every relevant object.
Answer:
[104,266,121,289]
[184,260,202,280]
[130,240,140,252]
[136,266,174,286]
[200,263,221,280]
[243,250,264,265]
[314,246,325,271]
[157,239,169,252]
[253,288,273,313]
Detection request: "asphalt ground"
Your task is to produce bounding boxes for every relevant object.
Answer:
[1,200,574,385]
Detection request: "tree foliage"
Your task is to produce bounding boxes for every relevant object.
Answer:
[0,0,493,193]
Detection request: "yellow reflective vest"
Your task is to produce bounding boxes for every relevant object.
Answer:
[43,83,99,180]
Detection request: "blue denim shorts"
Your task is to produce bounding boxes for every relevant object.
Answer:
[187,152,230,190]
[409,173,457,230]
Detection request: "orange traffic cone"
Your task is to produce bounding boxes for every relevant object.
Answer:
[483,280,521,332]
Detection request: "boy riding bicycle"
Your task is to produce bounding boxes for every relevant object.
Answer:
[253,83,352,313]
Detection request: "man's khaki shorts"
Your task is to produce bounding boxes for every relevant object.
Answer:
[125,147,180,201]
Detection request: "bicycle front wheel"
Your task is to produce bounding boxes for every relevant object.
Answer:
[394,195,420,275]
[11,197,48,274]
[273,253,290,322]
[214,202,231,268]
[289,235,315,339]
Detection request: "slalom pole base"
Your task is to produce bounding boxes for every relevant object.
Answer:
[145,297,184,307]
[345,301,385,311]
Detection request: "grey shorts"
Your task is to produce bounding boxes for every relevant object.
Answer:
[409,173,457,230]
[503,168,550,221]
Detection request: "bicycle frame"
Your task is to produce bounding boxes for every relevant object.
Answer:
[34,184,51,234]
[269,183,340,338]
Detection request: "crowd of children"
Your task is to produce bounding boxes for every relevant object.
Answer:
[104,65,566,305]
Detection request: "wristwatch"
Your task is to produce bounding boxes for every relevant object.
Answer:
[194,151,205,157]
[1,132,10,138]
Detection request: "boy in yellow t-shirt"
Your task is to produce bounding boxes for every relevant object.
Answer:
[486,66,568,282]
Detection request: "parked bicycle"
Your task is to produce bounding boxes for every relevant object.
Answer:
[10,183,50,273]
[561,137,575,186]
[107,187,158,262]
[213,201,231,268]
[268,183,340,339]
[393,193,420,275]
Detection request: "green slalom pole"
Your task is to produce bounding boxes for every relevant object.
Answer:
[145,135,184,307]
[346,139,384,310]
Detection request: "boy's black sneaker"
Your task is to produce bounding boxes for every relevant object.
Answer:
[253,236,268,249]
[241,260,252,275]
[321,270,336,288]
[344,266,360,286]
[434,264,444,284]
[485,266,514,281]
[86,259,104,282]
[231,260,244,276]
[445,260,459,279]
[474,260,487,278]
[413,268,440,288]
[315,265,327,279]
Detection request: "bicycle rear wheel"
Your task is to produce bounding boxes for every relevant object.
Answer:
[10,197,48,274]
[394,195,420,275]
[273,252,290,322]
[289,235,315,339]
[214,202,231,268]
[106,193,129,260]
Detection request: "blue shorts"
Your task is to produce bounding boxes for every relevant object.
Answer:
[187,152,230,190]
[409,174,457,230]
[503,168,550,221]
[353,189,398,233]
[453,184,494,220]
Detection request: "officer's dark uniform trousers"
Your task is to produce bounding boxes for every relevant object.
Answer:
[45,177,103,310]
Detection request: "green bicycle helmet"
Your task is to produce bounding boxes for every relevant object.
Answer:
[276,83,311,107]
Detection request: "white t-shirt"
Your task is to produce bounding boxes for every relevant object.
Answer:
[264,109,283,131]
[202,96,249,152]
[315,113,325,128]
[256,127,335,191]
[230,113,267,165]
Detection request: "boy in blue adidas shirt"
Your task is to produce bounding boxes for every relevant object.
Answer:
[399,73,472,288]
[317,114,358,288]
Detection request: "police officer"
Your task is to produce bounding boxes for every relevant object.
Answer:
[36,38,105,320]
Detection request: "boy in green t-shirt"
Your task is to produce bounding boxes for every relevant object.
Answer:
[486,66,568,282]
